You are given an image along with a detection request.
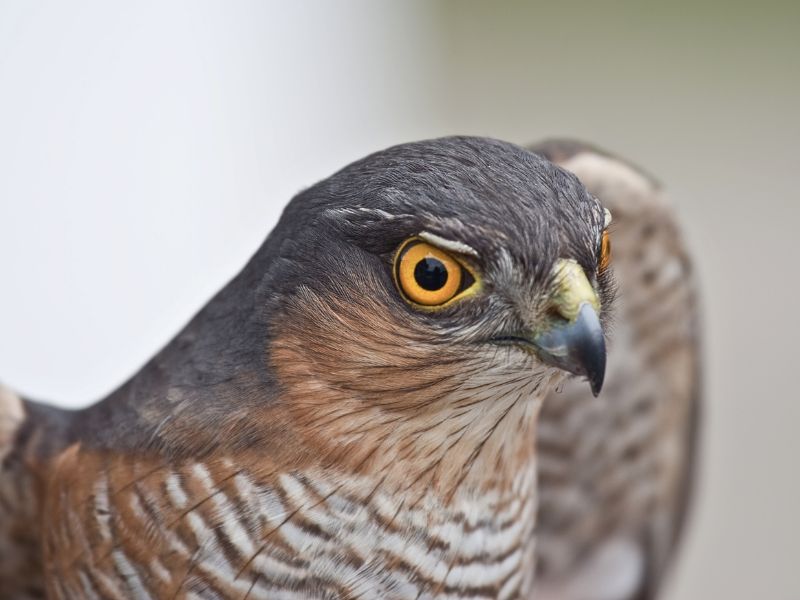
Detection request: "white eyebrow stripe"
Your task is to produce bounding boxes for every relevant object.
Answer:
[604,208,613,228]
[418,231,479,257]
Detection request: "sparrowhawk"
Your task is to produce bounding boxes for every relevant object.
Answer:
[0,137,700,599]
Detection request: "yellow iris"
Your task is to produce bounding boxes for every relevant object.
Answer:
[599,229,611,273]
[394,239,477,307]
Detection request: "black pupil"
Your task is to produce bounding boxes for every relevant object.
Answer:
[414,257,448,291]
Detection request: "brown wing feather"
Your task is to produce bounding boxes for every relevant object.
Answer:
[0,387,45,599]
[529,140,702,600]
[0,387,73,600]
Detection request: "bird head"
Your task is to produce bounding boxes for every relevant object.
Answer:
[81,135,614,493]
[241,137,615,482]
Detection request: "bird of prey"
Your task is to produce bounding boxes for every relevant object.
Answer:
[0,136,699,600]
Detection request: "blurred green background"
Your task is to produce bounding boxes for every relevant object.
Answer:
[1,2,798,597]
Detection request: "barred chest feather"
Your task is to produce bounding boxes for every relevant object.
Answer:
[48,454,539,600]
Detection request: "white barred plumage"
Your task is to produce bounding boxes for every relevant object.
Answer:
[49,456,538,599]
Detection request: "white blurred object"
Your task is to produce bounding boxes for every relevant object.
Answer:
[0,0,445,406]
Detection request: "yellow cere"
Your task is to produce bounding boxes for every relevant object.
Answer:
[550,258,601,322]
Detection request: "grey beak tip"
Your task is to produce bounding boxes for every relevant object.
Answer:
[534,302,607,397]
[575,303,606,396]
[590,372,604,397]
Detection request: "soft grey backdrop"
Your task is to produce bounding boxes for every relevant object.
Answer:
[1,2,798,598]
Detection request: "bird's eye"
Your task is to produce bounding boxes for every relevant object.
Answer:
[599,229,612,273]
[394,239,477,307]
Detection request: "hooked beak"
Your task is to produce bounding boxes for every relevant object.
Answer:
[533,259,606,396]
[533,302,606,396]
